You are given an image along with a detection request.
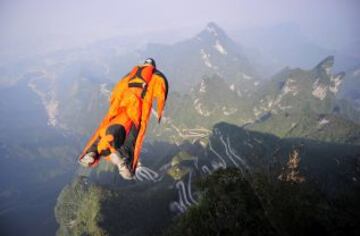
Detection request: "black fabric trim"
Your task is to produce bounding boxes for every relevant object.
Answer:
[118,124,139,170]
[135,66,143,78]
[106,124,126,152]
[141,84,148,98]
[128,82,145,88]
[130,123,141,169]
[129,66,146,82]
[154,69,169,100]
[100,149,111,157]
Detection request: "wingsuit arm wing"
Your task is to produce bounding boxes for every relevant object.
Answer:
[132,72,168,170]
[79,72,132,159]
[107,72,133,120]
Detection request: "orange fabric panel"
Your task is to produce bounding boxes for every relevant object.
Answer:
[132,85,153,170]
[140,65,155,83]
[109,71,132,106]
[97,134,114,154]
[119,89,142,127]
[151,73,168,122]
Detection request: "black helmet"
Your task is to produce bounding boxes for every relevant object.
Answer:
[144,58,156,67]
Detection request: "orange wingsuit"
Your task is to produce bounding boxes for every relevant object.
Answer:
[79,63,168,171]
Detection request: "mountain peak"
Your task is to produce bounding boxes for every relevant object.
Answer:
[198,22,227,40]
[206,22,223,34]
[314,56,334,73]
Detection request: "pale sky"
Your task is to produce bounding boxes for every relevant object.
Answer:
[0,0,359,57]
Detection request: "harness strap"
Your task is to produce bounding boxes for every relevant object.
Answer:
[127,65,153,98]
[129,66,146,83]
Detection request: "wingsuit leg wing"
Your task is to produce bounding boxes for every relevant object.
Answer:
[131,71,168,170]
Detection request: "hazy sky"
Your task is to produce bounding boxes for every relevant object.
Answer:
[0,0,359,57]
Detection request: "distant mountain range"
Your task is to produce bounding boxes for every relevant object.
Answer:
[1,22,358,138]
[155,55,360,145]
[1,22,260,136]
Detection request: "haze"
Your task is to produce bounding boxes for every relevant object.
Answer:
[0,0,359,59]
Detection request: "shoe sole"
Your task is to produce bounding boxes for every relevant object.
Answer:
[79,154,96,167]
[109,153,134,180]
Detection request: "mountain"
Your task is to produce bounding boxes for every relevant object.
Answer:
[22,48,138,135]
[152,56,360,146]
[151,74,256,144]
[252,56,343,116]
[4,23,259,137]
[1,23,358,139]
[26,66,110,134]
[166,167,360,235]
[141,22,259,92]
[55,122,360,235]
[18,23,359,144]
[248,56,360,141]
[0,31,145,135]
[0,78,79,236]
